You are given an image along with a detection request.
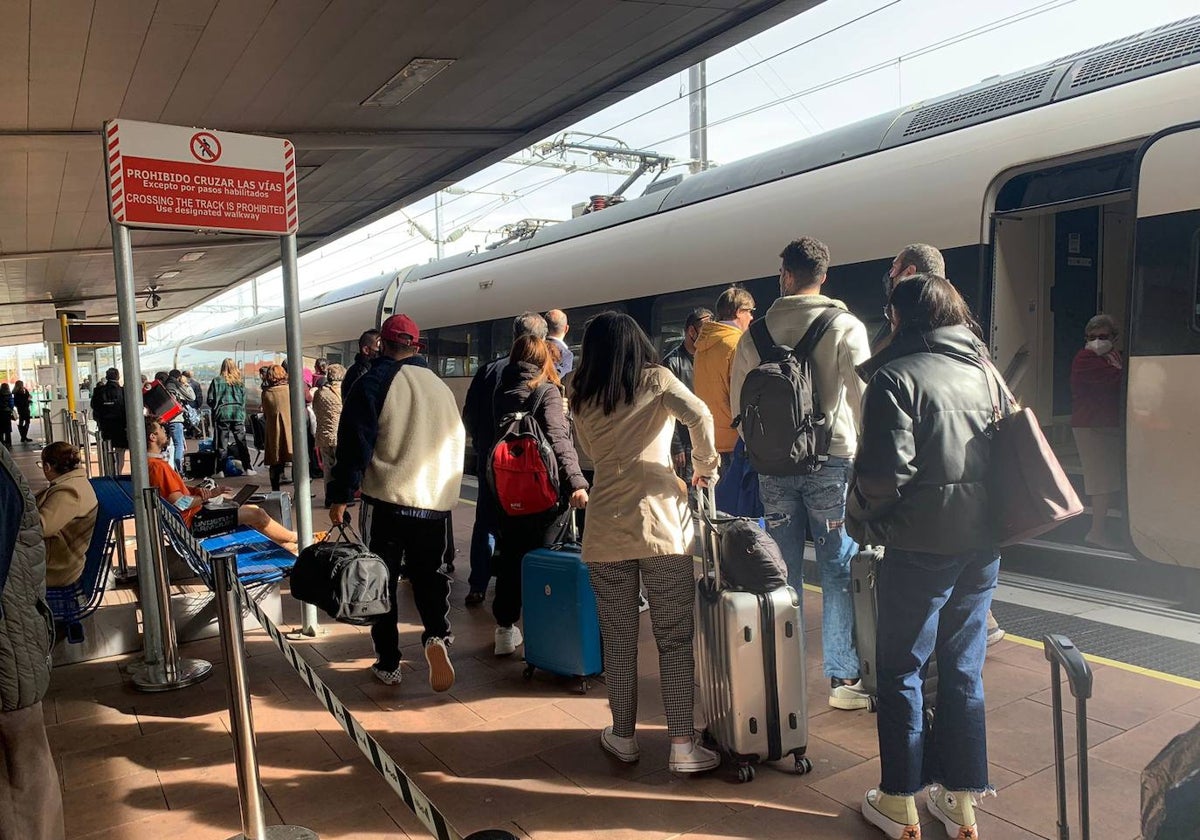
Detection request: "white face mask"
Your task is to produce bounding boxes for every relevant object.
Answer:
[1086,339,1113,356]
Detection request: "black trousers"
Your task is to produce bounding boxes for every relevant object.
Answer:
[494,507,569,627]
[17,413,30,441]
[269,464,286,491]
[360,499,452,670]
[216,420,252,470]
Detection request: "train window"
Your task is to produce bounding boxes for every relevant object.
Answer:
[1130,210,1200,356]
[563,303,627,356]
[427,323,485,377]
[650,285,727,356]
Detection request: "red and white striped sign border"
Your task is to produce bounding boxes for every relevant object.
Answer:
[106,122,125,223]
[283,140,298,234]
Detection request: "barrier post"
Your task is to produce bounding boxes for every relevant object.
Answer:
[128,490,212,691]
[211,550,319,840]
[280,233,321,638]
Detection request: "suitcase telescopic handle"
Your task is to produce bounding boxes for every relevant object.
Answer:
[1044,634,1092,840]
[696,484,722,590]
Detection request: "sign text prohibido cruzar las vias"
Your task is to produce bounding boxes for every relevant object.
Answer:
[104,119,297,236]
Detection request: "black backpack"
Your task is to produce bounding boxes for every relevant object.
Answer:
[716,516,787,593]
[92,382,124,426]
[736,307,844,476]
[290,524,391,626]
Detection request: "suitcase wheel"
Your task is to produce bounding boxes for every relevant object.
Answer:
[522,665,535,681]
[736,764,756,783]
[577,678,590,695]
[794,756,813,775]
[867,695,878,713]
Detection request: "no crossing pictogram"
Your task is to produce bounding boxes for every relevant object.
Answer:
[190,131,222,163]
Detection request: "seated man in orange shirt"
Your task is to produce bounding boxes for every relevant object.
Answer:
[144,418,299,553]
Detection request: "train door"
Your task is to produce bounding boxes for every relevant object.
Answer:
[1126,124,1200,567]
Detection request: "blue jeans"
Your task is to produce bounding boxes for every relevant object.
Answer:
[876,548,999,795]
[758,456,858,680]
[469,478,498,593]
[166,422,185,472]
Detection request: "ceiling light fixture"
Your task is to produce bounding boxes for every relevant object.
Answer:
[178,251,206,262]
[157,270,181,279]
[362,58,455,107]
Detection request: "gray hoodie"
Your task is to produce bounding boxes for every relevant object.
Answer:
[729,294,870,460]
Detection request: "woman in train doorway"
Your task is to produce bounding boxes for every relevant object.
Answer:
[1070,313,1124,550]
[13,381,33,443]
[569,312,721,773]
[848,275,998,840]
[490,335,588,657]
[260,364,293,491]
[208,358,256,477]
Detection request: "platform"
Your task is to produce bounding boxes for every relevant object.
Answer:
[7,438,1197,840]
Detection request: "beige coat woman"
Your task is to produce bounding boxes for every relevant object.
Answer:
[35,468,98,587]
[572,366,718,564]
[260,383,293,466]
[312,380,342,451]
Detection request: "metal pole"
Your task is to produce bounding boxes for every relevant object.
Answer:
[280,234,320,636]
[59,313,77,414]
[434,191,444,260]
[688,61,708,174]
[130,489,211,691]
[212,550,319,840]
[110,219,166,672]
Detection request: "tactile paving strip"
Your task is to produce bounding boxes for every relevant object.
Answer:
[991,601,1200,681]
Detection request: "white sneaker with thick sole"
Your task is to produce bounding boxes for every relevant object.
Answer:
[600,726,640,763]
[370,664,403,686]
[424,637,455,692]
[494,625,523,657]
[668,735,720,774]
[830,678,872,710]
[862,789,921,839]
[926,785,979,839]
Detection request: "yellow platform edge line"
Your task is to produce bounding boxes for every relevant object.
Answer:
[1002,632,1200,690]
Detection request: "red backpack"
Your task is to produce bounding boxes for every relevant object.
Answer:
[487,389,560,517]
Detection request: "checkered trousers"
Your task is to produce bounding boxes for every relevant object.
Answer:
[587,555,696,739]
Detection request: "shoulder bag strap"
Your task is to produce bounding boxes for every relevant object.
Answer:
[792,307,845,361]
[748,318,778,360]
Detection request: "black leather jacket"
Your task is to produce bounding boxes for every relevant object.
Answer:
[848,325,997,555]
[661,342,695,456]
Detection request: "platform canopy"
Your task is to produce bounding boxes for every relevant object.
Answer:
[0,0,823,345]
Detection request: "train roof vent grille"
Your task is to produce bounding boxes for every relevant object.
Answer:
[1069,19,1200,87]
[902,70,1054,137]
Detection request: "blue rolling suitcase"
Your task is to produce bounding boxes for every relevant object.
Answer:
[520,514,602,693]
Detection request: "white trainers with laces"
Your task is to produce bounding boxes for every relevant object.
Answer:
[926,785,979,839]
[494,625,524,657]
[370,664,403,686]
[599,726,640,763]
[829,678,871,710]
[668,734,720,773]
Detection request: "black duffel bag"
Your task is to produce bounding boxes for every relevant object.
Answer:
[290,523,390,626]
[716,515,788,593]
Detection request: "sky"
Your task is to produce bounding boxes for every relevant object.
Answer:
[15,0,1200,356]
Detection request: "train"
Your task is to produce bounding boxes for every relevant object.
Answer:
[186,15,1200,571]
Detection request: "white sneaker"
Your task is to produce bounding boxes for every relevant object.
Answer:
[494,625,523,657]
[244,468,258,476]
[370,664,403,686]
[926,785,978,839]
[862,789,921,839]
[424,637,455,692]
[668,734,720,773]
[830,678,871,710]
[600,726,640,763]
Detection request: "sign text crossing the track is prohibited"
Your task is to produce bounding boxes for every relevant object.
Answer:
[105,119,298,236]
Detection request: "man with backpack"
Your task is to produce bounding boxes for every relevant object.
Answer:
[730,235,872,711]
[89,368,128,473]
[461,311,548,607]
[327,314,465,693]
[162,370,195,472]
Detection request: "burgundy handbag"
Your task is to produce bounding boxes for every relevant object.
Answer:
[978,359,1083,546]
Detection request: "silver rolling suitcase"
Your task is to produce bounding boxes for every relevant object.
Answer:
[695,489,812,782]
[248,490,293,530]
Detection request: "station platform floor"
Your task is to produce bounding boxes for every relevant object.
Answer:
[8,439,1199,840]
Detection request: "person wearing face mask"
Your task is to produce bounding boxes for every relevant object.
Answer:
[1070,313,1124,549]
[873,244,946,353]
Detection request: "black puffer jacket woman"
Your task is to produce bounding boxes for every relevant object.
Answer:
[489,335,588,657]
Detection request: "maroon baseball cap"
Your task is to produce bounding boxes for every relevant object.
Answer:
[380,313,425,349]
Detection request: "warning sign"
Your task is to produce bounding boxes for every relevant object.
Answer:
[104,119,297,236]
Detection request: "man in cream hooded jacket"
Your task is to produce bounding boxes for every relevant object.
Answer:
[729,236,873,712]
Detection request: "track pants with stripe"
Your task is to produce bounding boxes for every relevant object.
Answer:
[360,498,452,671]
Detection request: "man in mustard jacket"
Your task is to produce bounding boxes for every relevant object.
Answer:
[693,286,755,469]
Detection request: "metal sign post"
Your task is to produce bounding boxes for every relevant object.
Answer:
[281,234,320,637]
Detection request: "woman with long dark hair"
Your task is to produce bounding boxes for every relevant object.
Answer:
[849,275,997,840]
[569,312,720,773]
[260,364,292,491]
[208,358,256,475]
[490,335,588,656]
[12,381,32,443]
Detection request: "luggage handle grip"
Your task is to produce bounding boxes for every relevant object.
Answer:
[549,509,579,549]
[1043,633,1093,700]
